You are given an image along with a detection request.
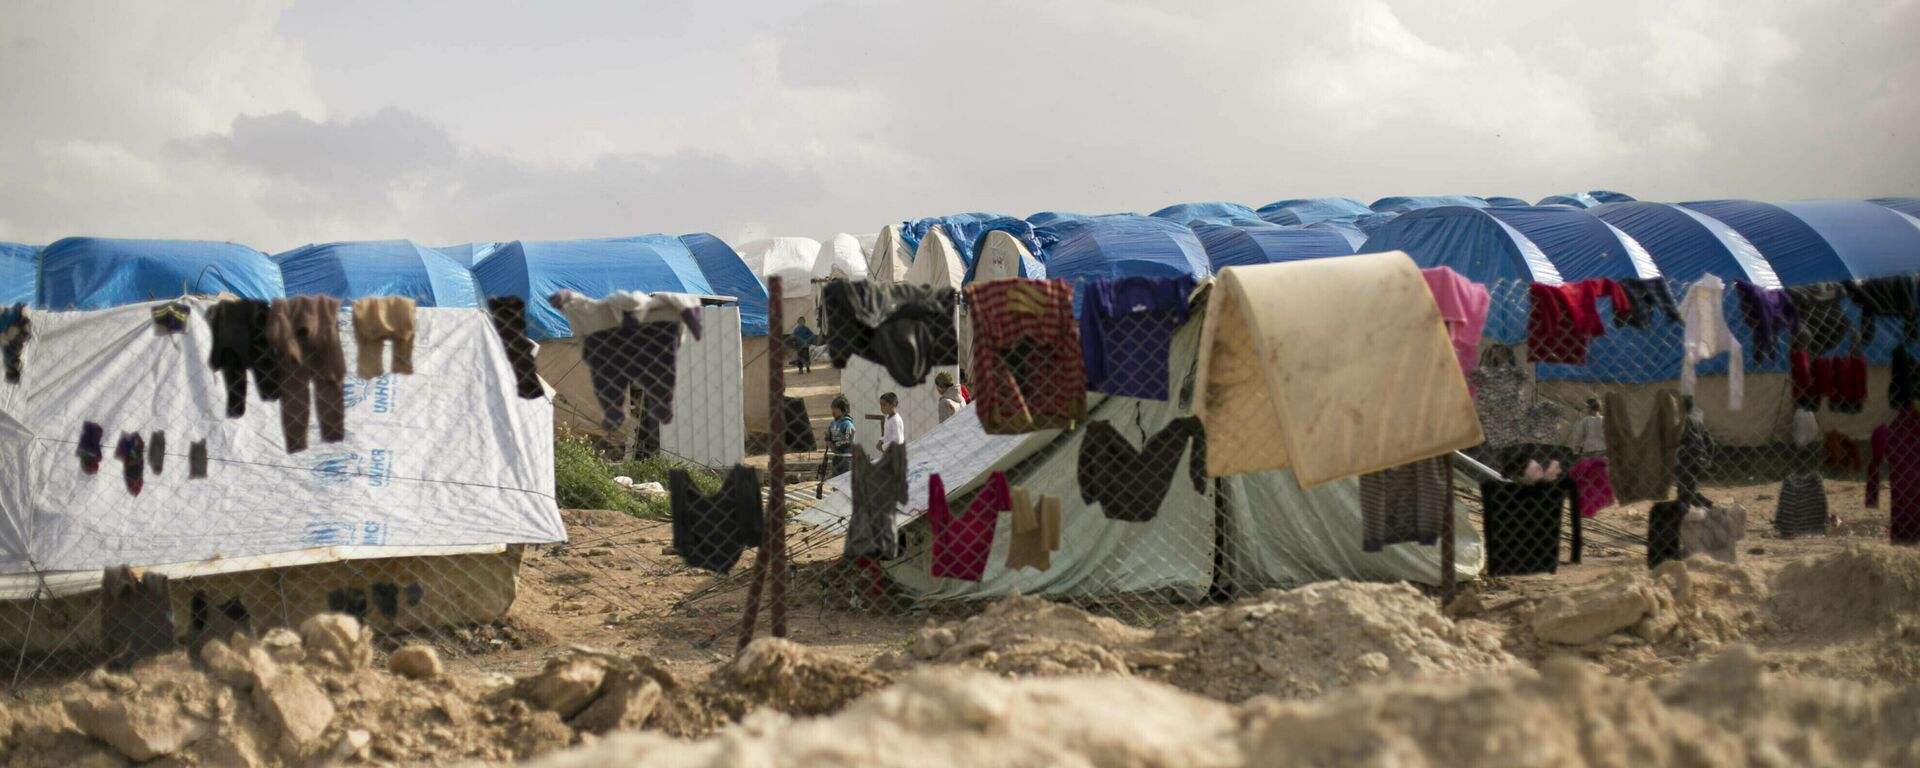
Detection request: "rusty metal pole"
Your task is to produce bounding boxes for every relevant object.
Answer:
[738,277,787,650]
[1440,452,1457,604]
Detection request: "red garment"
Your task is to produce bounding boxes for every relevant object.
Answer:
[1835,356,1868,411]
[959,384,971,403]
[1791,349,1815,405]
[1793,352,1868,411]
[1824,431,1864,474]
[1527,280,1627,363]
[1867,409,1920,544]
[965,279,1087,434]
[1571,456,1614,518]
[928,472,1011,580]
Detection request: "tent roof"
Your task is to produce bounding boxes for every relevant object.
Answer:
[1482,196,1531,208]
[1034,216,1212,291]
[470,235,715,341]
[273,240,480,308]
[1360,205,1657,285]
[1590,190,1636,203]
[679,232,769,337]
[1150,202,1270,228]
[1192,224,1355,270]
[964,229,1046,284]
[1871,197,1920,218]
[1,243,37,306]
[1255,197,1372,226]
[431,242,502,267]
[735,237,820,299]
[1306,220,1370,249]
[1369,195,1489,214]
[900,213,1041,269]
[1538,193,1599,208]
[814,233,871,284]
[1591,202,1779,287]
[1680,199,1920,284]
[36,237,284,310]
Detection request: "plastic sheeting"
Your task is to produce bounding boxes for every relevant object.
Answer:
[735,238,820,300]
[968,230,1044,284]
[1033,216,1211,305]
[1872,197,1920,218]
[1255,197,1372,226]
[471,236,715,341]
[1149,202,1270,228]
[36,237,285,310]
[1539,193,1599,208]
[1192,224,1355,270]
[1307,221,1369,250]
[900,214,1041,269]
[1591,202,1779,286]
[432,242,501,266]
[0,243,36,306]
[815,233,871,284]
[1681,199,1920,285]
[274,240,480,308]
[1369,195,1489,214]
[1359,206,1565,287]
[1196,252,1482,486]
[1590,190,1637,204]
[1483,196,1531,208]
[0,300,564,575]
[679,232,769,337]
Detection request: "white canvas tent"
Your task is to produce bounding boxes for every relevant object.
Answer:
[868,224,912,286]
[902,228,967,291]
[737,238,822,333]
[971,230,1036,284]
[816,233,870,283]
[802,296,1483,600]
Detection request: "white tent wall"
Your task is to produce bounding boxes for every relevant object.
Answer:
[971,230,1033,283]
[869,224,911,286]
[538,305,746,468]
[903,228,966,290]
[816,233,870,283]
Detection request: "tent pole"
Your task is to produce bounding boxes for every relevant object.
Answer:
[738,277,788,651]
[1440,452,1457,604]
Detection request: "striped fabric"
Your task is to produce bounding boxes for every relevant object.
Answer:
[1775,444,1829,535]
[1359,456,1450,552]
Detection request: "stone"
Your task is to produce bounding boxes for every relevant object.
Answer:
[911,626,956,660]
[198,638,254,688]
[516,655,611,719]
[330,729,372,762]
[64,693,212,762]
[259,628,305,665]
[1532,574,1656,645]
[568,668,663,734]
[252,667,336,747]
[300,613,372,671]
[388,644,444,680]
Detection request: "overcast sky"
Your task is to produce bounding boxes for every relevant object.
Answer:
[1,0,1915,252]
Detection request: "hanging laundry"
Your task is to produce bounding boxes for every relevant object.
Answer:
[1867,408,1920,544]
[1895,347,1920,412]
[1358,456,1450,552]
[1732,282,1794,362]
[115,432,145,496]
[266,296,348,453]
[550,289,704,337]
[151,301,190,336]
[1775,409,1828,535]
[78,422,105,475]
[1603,391,1683,504]
[1646,501,1687,569]
[1077,417,1207,522]
[1681,505,1745,563]
[1005,486,1062,572]
[1845,274,1919,346]
[845,443,908,560]
[1824,356,1869,414]
[148,431,165,475]
[550,290,705,429]
[1679,275,1743,410]
[1080,275,1195,400]
[1617,278,1680,329]
[1675,404,1713,508]
[1479,478,1578,577]
[929,472,1011,581]
[350,296,417,379]
[189,440,209,479]
[486,297,543,399]
[967,278,1086,432]
[820,281,960,387]
[206,299,282,417]
[1823,431,1863,475]
[1420,267,1490,386]
[1787,283,1856,355]
[668,465,762,573]
[0,304,29,383]
[1571,456,1614,518]
[1527,280,1626,363]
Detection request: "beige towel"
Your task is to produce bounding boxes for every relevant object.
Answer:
[1005,487,1062,571]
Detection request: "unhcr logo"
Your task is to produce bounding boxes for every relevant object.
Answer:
[342,373,397,414]
[310,450,363,484]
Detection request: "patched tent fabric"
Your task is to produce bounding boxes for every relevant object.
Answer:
[968,229,1045,284]
[1370,195,1489,214]
[1592,202,1779,286]
[1871,197,1920,218]
[470,236,715,341]
[432,242,501,267]
[900,214,1041,270]
[1150,202,1270,228]
[1033,216,1212,302]
[36,237,285,310]
[680,232,770,337]
[0,243,36,306]
[1196,252,1483,486]
[1256,197,1372,226]
[274,240,481,308]
[815,233,871,284]
[1192,224,1355,270]
[1681,199,1920,284]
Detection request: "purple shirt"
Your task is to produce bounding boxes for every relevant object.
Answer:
[1734,281,1794,362]
[1079,275,1196,400]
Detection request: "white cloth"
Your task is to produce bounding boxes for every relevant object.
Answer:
[1680,275,1743,410]
[1791,408,1821,447]
[1569,415,1607,456]
[550,290,702,338]
[880,413,905,450]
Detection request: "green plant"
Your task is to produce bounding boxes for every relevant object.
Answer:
[553,431,647,516]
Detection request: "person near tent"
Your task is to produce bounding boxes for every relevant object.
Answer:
[878,392,904,452]
[788,319,816,374]
[1568,399,1613,518]
[820,396,856,499]
[935,371,965,423]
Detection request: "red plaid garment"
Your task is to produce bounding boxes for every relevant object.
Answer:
[965,278,1087,434]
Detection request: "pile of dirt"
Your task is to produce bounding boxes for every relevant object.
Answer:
[877,595,1154,677]
[1770,544,1920,638]
[1522,557,1769,650]
[530,647,1920,768]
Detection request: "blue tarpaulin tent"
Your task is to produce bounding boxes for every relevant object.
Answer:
[900,214,1042,270]
[1871,197,1920,218]
[1590,190,1636,204]
[679,232,769,337]
[36,237,284,310]
[1149,202,1270,228]
[1192,224,1355,270]
[1370,195,1489,214]
[274,240,480,308]
[1680,199,1920,285]
[1483,196,1531,208]
[1539,193,1599,208]
[1034,216,1211,309]
[432,242,501,267]
[1255,197,1372,226]
[1,243,37,306]
[472,236,716,341]
[1306,221,1369,250]
[1591,202,1779,286]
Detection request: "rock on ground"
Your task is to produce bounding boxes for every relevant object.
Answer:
[387,644,443,680]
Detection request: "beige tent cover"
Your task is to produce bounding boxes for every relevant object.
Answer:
[1195,251,1483,487]
[972,230,1033,284]
[904,227,967,291]
[869,224,911,286]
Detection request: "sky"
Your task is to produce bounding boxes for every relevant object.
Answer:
[0,0,1915,252]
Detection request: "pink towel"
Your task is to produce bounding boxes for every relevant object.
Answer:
[1572,456,1614,518]
[1421,267,1491,390]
